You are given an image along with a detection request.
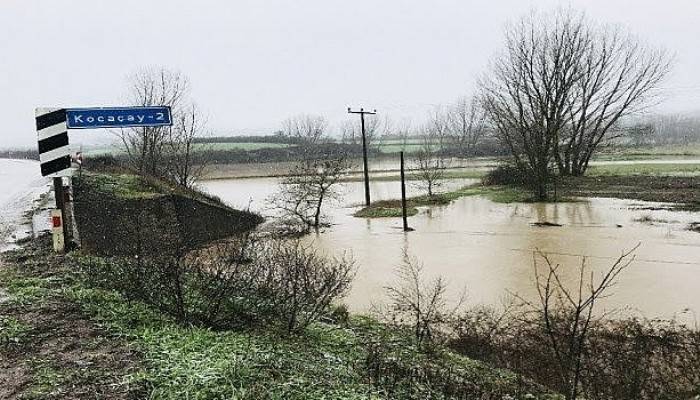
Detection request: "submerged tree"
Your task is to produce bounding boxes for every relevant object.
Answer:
[481,9,671,198]
[414,125,449,198]
[272,117,352,231]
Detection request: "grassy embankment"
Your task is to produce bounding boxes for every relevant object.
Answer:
[355,161,700,218]
[0,171,555,399]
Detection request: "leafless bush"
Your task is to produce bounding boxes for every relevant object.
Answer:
[382,252,463,347]
[80,235,354,333]
[257,239,356,333]
[523,247,638,400]
[449,246,700,400]
[450,297,521,363]
[413,132,449,197]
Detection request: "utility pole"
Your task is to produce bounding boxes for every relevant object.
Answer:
[347,107,376,207]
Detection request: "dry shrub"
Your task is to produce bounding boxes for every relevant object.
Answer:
[449,247,700,400]
[380,251,464,347]
[79,235,355,333]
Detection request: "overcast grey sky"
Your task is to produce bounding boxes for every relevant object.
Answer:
[1,0,699,148]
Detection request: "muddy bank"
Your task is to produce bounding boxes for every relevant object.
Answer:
[73,173,263,256]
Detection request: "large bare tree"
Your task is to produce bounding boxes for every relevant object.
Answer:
[480,9,671,197]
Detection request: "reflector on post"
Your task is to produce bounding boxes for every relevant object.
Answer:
[51,209,64,253]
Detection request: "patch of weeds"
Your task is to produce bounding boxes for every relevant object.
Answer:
[24,360,66,399]
[0,316,30,348]
[634,214,674,224]
[76,172,161,200]
[4,276,52,304]
[353,184,577,219]
[354,206,418,218]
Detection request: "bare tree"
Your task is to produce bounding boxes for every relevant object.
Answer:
[394,118,414,152]
[282,114,327,146]
[557,23,670,175]
[480,9,671,197]
[117,67,207,188]
[271,147,352,231]
[383,251,463,346]
[447,96,488,156]
[119,67,189,177]
[519,245,638,400]
[339,114,385,153]
[480,10,585,199]
[413,127,449,198]
[425,106,451,148]
[165,103,208,188]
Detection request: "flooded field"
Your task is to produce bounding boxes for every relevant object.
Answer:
[202,176,700,321]
[0,159,50,251]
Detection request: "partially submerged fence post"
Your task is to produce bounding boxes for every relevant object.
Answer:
[400,151,411,232]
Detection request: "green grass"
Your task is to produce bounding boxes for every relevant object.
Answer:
[354,206,418,218]
[77,172,161,199]
[376,143,425,154]
[1,242,555,399]
[64,284,544,399]
[0,316,30,347]
[354,184,577,219]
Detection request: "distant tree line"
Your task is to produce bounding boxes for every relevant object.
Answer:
[621,112,700,146]
[0,149,38,160]
[192,133,302,145]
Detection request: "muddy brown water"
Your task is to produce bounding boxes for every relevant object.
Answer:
[202,176,700,322]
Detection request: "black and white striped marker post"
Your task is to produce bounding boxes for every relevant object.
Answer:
[35,108,71,176]
[35,108,72,252]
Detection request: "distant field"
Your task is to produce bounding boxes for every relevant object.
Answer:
[196,142,290,151]
[84,142,290,156]
[588,162,700,177]
[376,143,424,154]
[600,143,700,156]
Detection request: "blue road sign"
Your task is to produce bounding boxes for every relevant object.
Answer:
[66,106,172,129]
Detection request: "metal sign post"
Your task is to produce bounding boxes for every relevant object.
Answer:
[34,106,173,253]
